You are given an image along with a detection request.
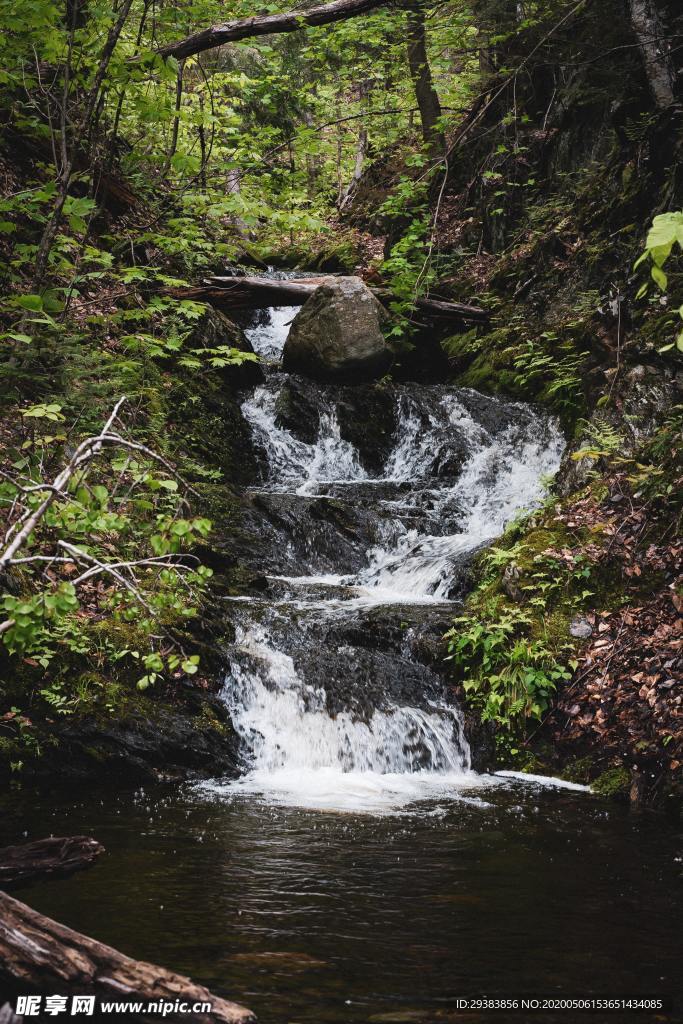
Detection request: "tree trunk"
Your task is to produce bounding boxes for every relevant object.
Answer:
[303,106,322,200]
[0,837,104,889]
[162,59,185,176]
[405,0,445,157]
[0,891,254,1023]
[629,0,676,108]
[33,0,135,287]
[339,82,370,210]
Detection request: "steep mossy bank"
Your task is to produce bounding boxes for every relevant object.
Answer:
[0,307,262,782]
[425,17,683,807]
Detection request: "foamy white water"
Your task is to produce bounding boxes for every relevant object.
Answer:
[200,768,493,813]
[200,301,573,814]
[244,380,564,602]
[495,770,592,792]
[357,408,564,600]
[243,386,367,493]
[199,623,479,812]
[245,304,294,361]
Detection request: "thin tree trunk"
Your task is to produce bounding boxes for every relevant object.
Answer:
[33,0,134,288]
[106,0,151,174]
[405,0,445,157]
[339,82,370,211]
[629,0,676,108]
[303,106,321,201]
[162,58,185,176]
[226,168,248,235]
[339,123,367,209]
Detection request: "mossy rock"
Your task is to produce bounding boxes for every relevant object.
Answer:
[591,765,630,797]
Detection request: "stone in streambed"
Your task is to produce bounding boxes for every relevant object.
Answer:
[282,276,392,383]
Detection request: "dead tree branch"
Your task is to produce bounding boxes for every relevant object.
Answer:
[154,0,391,61]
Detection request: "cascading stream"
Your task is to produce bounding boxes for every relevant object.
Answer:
[202,298,565,812]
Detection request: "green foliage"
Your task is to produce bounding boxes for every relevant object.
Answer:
[445,507,607,753]
[591,766,630,797]
[634,212,683,354]
[571,417,625,463]
[446,608,571,731]
[513,335,585,411]
[0,408,214,688]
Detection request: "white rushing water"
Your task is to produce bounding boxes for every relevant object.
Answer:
[245,304,295,361]
[202,303,567,813]
[243,380,565,603]
[243,386,367,494]
[200,622,480,812]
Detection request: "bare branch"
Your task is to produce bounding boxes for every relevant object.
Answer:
[56,540,152,610]
[0,397,128,569]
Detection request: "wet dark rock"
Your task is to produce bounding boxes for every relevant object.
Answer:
[334,384,398,473]
[246,491,384,576]
[45,692,241,783]
[430,446,468,479]
[274,378,321,443]
[282,277,392,383]
[267,374,398,473]
[231,601,457,721]
[463,713,496,772]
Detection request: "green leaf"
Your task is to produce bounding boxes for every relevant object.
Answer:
[651,265,667,291]
[15,294,43,311]
[3,333,33,344]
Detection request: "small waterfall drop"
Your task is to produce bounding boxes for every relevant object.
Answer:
[202,297,565,812]
[203,622,474,811]
[243,386,367,494]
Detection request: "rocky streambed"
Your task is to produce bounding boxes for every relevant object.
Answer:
[191,283,565,810]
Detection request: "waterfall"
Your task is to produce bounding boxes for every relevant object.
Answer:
[199,300,565,812]
[243,387,367,494]
[199,622,475,811]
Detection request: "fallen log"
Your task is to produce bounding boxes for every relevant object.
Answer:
[155,0,390,62]
[0,837,104,889]
[165,275,489,324]
[0,891,255,1023]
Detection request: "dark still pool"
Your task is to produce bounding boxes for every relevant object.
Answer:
[1,778,681,1023]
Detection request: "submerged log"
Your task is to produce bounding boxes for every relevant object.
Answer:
[165,275,488,324]
[0,891,255,1023]
[0,837,104,889]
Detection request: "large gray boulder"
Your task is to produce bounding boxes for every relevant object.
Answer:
[282,276,392,382]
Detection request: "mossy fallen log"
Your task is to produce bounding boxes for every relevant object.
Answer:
[0,837,104,889]
[165,275,489,324]
[0,891,255,1023]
